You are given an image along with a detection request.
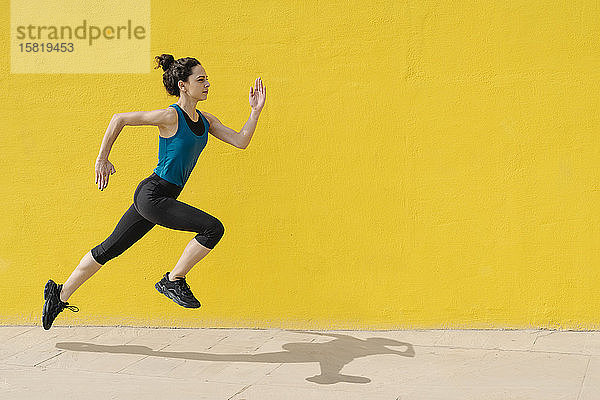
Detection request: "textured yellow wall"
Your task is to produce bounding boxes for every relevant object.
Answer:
[1,0,599,329]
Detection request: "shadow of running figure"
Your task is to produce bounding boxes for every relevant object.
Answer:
[56,330,415,384]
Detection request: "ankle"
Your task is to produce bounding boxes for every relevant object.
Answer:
[59,287,68,303]
[168,274,184,282]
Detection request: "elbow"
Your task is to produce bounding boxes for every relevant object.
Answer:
[112,113,125,127]
[236,134,248,149]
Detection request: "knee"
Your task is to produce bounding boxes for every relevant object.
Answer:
[210,218,225,242]
[195,218,225,249]
[90,247,107,266]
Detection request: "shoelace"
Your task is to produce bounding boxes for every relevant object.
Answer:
[173,277,194,296]
[60,302,80,312]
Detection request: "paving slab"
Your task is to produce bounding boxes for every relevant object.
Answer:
[579,355,598,400]
[0,326,598,399]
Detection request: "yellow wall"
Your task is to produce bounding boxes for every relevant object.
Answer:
[2,0,599,330]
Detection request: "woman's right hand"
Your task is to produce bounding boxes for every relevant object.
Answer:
[95,157,116,191]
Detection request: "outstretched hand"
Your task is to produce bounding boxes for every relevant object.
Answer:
[249,77,266,111]
[95,158,116,191]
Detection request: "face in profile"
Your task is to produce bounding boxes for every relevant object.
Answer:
[181,64,210,100]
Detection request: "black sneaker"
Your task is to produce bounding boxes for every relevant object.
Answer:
[155,272,201,308]
[42,280,79,330]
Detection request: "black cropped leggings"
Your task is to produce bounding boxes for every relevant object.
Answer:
[90,172,224,265]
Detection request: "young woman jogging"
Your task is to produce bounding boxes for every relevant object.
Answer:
[42,54,266,330]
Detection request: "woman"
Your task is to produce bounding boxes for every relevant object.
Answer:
[42,54,266,330]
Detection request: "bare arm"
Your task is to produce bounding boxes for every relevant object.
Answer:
[238,109,261,149]
[203,77,266,149]
[97,108,175,159]
[204,109,260,149]
[96,114,125,160]
[95,108,175,191]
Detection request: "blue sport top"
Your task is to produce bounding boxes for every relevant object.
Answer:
[153,103,209,188]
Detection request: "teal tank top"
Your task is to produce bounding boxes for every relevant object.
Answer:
[153,103,209,188]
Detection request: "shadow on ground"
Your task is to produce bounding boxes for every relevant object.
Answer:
[56,330,415,384]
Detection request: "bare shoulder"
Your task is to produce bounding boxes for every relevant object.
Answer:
[200,111,220,126]
[158,107,178,138]
[115,106,176,128]
[161,106,178,126]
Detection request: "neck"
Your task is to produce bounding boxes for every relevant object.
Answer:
[176,96,199,119]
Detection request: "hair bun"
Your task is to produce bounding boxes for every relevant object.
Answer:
[154,54,175,72]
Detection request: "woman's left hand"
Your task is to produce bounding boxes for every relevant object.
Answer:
[249,77,266,111]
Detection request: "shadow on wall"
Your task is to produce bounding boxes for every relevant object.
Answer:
[56,330,415,384]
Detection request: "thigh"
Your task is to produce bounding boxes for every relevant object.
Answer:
[135,178,219,233]
[139,195,219,233]
[99,203,156,253]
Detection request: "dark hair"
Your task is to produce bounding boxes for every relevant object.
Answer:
[154,54,201,97]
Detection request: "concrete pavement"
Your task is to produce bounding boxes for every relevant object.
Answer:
[1,326,599,399]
